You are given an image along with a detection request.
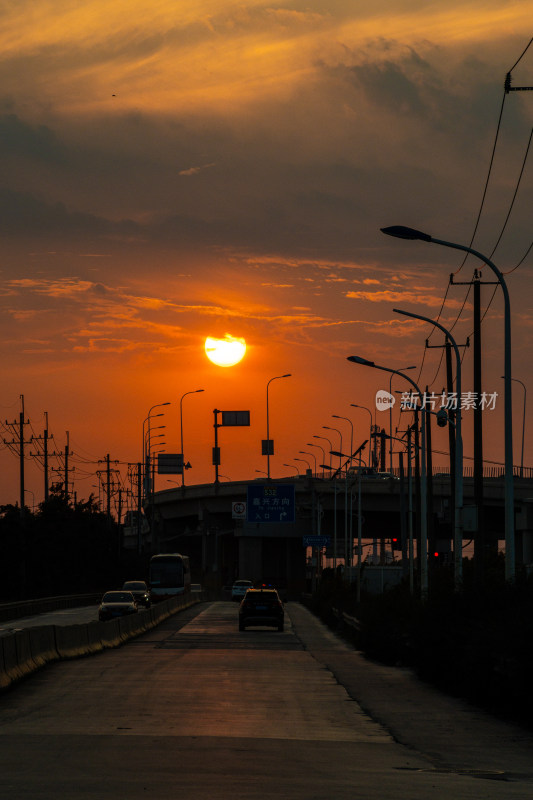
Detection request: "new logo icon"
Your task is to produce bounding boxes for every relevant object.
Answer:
[375,390,395,411]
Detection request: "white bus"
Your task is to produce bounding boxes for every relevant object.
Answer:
[149,553,191,600]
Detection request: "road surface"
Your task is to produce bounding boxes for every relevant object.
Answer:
[0,601,531,799]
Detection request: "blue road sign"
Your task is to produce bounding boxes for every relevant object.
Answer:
[246,484,295,523]
[303,535,331,547]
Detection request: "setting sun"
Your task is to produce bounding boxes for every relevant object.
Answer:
[204,335,247,367]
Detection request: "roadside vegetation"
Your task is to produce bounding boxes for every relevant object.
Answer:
[307,560,533,729]
[0,489,145,601]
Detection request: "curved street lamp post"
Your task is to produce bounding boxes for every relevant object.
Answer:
[388,367,417,474]
[313,434,333,469]
[266,374,292,479]
[348,356,429,600]
[394,308,464,589]
[299,450,317,476]
[332,415,354,468]
[283,462,300,475]
[306,442,326,477]
[180,389,204,486]
[382,225,515,581]
[322,426,343,471]
[350,404,374,467]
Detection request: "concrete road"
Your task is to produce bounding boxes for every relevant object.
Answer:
[0,605,99,631]
[0,601,532,799]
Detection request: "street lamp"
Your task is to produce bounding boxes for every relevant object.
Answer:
[142,402,171,497]
[283,462,300,475]
[388,367,417,475]
[394,308,463,589]
[294,456,311,472]
[502,376,526,478]
[350,405,373,466]
[180,389,204,486]
[332,415,354,467]
[299,450,317,475]
[382,225,515,581]
[266,374,292,479]
[306,442,326,477]
[348,355,429,600]
[322,426,343,471]
[313,434,333,469]
[147,432,166,496]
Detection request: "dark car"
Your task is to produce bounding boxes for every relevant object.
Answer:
[98,591,138,621]
[122,580,151,608]
[239,588,284,632]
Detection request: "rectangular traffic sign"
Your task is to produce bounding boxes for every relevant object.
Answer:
[221,410,250,426]
[246,484,295,523]
[157,453,183,474]
[303,535,331,547]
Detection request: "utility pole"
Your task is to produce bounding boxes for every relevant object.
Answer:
[98,453,120,522]
[64,431,71,504]
[425,387,435,571]
[504,73,533,93]
[425,333,469,553]
[106,454,111,518]
[451,270,499,578]
[137,462,143,555]
[29,412,58,502]
[4,395,31,513]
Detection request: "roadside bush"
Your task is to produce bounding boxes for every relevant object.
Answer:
[310,563,533,727]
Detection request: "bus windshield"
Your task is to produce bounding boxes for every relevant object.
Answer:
[150,557,184,588]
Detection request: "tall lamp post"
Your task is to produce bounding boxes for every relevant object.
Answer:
[299,450,317,476]
[394,308,464,589]
[141,402,170,552]
[350,404,374,466]
[348,356,429,600]
[306,442,326,477]
[180,389,204,486]
[283,462,300,475]
[503,376,526,477]
[323,426,343,471]
[294,456,311,472]
[266,374,292,479]
[142,403,170,497]
[332,415,354,467]
[389,367,417,474]
[313,434,333,469]
[382,224,515,581]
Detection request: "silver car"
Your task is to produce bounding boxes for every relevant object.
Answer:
[231,579,254,601]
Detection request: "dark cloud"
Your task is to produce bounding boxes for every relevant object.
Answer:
[349,58,428,116]
[0,113,66,162]
[0,187,138,239]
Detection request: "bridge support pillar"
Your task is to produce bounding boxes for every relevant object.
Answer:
[239,537,262,582]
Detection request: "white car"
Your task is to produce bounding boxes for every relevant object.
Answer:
[231,579,254,601]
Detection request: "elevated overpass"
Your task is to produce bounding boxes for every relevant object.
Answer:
[129,473,533,595]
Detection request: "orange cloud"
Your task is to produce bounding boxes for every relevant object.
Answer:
[346,289,467,309]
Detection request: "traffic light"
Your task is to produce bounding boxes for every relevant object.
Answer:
[392,536,402,551]
[436,409,448,427]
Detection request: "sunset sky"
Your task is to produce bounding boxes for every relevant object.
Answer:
[1,2,532,511]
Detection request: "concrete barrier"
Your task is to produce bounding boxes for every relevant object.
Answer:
[29,625,58,668]
[0,591,209,692]
[1,633,26,685]
[55,623,92,659]
[0,636,8,689]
